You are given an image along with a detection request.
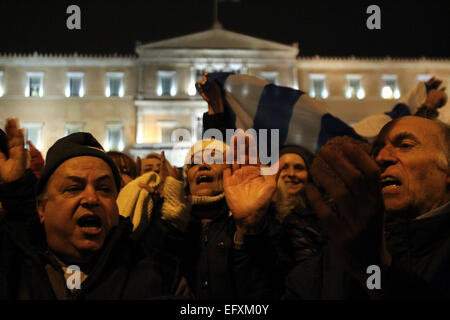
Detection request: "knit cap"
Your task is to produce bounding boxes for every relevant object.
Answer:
[36,132,121,195]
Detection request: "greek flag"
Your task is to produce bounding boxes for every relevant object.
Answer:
[205,72,360,153]
[205,72,426,151]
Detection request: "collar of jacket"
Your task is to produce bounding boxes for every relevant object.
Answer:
[385,202,450,253]
[190,199,230,223]
[57,216,136,298]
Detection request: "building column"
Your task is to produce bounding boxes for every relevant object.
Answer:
[136,107,144,144]
[138,63,144,99]
[191,113,199,143]
[292,63,299,89]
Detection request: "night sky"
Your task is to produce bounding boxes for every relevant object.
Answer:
[0,0,449,57]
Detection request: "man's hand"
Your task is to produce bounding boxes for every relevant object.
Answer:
[157,151,179,195]
[196,72,225,115]
[426,77,442,90]
[159,151,178,182]
[223,133,278,234]
[424,87,447,110]
[27,140,45,179]
[305,137,391,274]
[0,119,27,183]
[136,156,142,176]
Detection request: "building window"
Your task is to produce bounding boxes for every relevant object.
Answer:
[381,74,400,99]
[260,71,279,84]
[0,71,4,97]
[212,64,225,73]
[66,72,84,97]
[196,116,203,142]
[161,127,174,144]
[105,122,124,152]
[65,122,85,136]
[230,64,242,74]
[417,74,432,82]
[170,127,190,143]
[196,68,206,83]
[309,74,328,99]
[106,72,124,97]
[156,120,178,144]
[345,74,365,99]
[25,72,44,97]
[22,122,43,150]
[157,71,176,96]
[188,67,207,96]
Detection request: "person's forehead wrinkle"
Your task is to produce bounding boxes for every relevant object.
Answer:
[62,174,113,184]
[95,175,115,184]
[372,129,419,157]
[64,176,85,184]
[392,131,420,144]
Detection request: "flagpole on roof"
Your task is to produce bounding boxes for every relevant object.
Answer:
[212,0,223,29]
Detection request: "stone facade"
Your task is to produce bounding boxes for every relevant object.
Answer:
[0,25,449,166]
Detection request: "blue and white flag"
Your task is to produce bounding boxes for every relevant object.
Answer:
[205,72,428,151]
[352,81,427,141]
[205,72,360,153]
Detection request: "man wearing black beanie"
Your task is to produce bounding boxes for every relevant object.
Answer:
[36,131,122,196]
[0,119,171,299]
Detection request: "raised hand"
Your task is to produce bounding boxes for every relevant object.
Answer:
[27,140,45,179]
[424,87,447,110]
[156,151,179,195]
[223,132,278,232]
[136,156,142,175]
[305,137,390,274]
[0,119,27,183]
[195,72,225,115]
[159,151,178,182]
[426,77,442,90]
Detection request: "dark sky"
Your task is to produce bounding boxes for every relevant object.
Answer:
[0,0,449,57]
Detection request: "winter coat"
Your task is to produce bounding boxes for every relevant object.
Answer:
[282,206,323,264]
[0,170,172,300]
[284,202,450,299]
[141,199,289,300]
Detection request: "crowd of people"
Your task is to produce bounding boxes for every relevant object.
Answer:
[0,73,448,300]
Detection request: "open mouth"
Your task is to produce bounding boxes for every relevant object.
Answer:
[381,176,402,189]
[196,175,214,184]
[284,179,302,186]
[77,215,103,230]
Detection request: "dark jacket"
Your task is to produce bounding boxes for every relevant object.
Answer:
[285,202,450,299]
[282,206,323,264]
[382,205,450,298]
[0,170,169,300]
[141,199,288,299]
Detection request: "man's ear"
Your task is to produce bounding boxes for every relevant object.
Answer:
[36,199,46,224]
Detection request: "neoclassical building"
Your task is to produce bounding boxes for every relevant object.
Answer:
[1,24,449,166]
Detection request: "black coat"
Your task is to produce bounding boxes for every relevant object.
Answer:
[0,170,170,300]
[141,199,289,300]
[1,218,165,300]
[282,206,323,264]
[382,206,450,298]
[285,203,450,299]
